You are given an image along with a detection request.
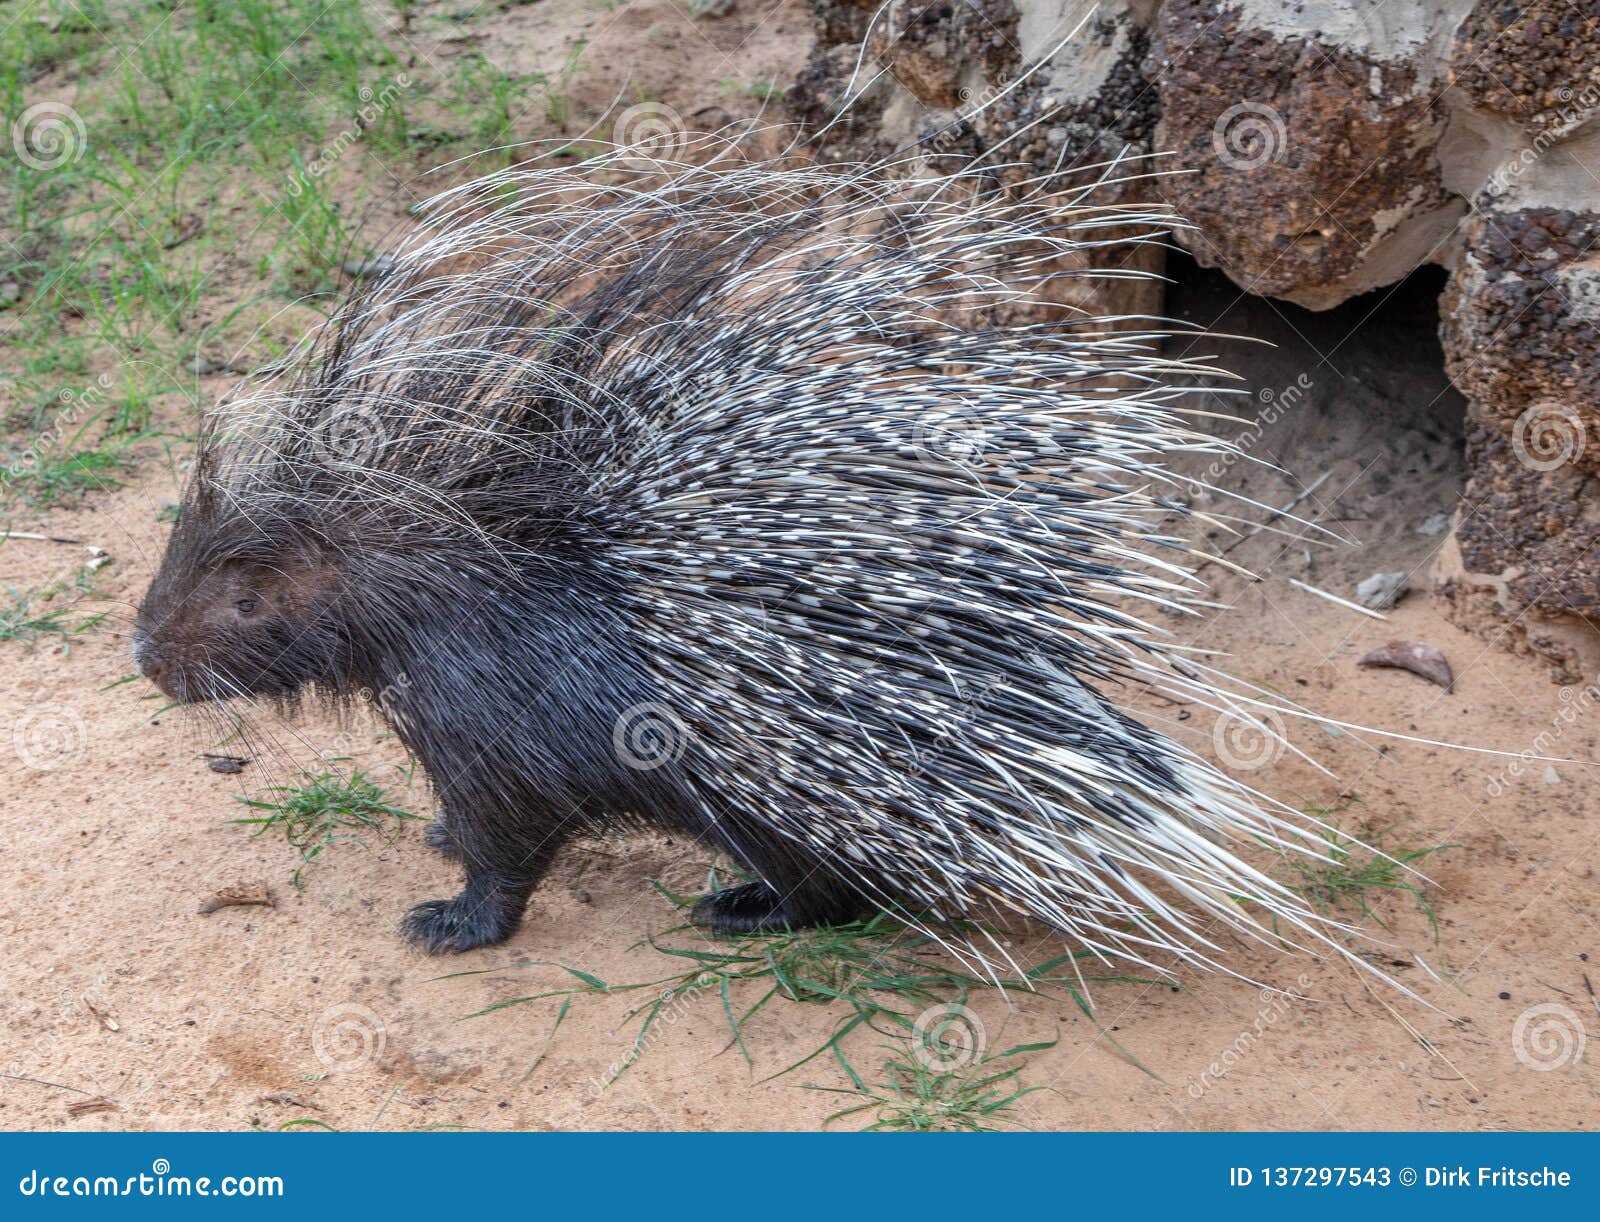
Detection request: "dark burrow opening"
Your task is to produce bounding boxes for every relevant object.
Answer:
[1157,250,1468,593]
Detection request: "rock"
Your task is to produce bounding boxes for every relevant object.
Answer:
[341,255,395,280]
[783,0,1600,671]
[1417,512,1453,536]
[1544,766,1561,785]
[1149,0,1461,309]
[790,0,1164,326]
[1355,571,1409,611]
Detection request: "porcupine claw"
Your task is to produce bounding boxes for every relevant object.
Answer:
[402,894,522,953]
[691,882,803,935]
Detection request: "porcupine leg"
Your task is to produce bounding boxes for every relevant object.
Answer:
[423,815,461,859]
[691,870,863,935]
[402,817,568,953]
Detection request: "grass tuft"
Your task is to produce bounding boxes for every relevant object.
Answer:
[233,766,419,887]
[1287,817,1455,938]
[810,1036,1058,1131]
[445,863,1161,1118]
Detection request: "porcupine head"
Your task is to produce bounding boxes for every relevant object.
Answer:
[135,146,1417,981]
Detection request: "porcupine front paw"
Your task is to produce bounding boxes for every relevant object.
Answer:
[691,881,805,935]
[402,892,521,953]
[423,816,461,859]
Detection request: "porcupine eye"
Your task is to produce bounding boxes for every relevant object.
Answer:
[235,596,258,616]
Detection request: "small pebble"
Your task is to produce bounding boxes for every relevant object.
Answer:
[341,255,395,280]
[1417,511,1452,536]
[1499,991,1511,1000]
[1544,765,1561,784]
[1355,570,1409,610]
[574,889,592,904]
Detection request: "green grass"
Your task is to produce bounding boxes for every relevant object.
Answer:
[810,1036,1057,1131]
[233,766,420,887]
[447,864,1162,1124]
[1286,817,1455,938]
[2,0,596,529]
[0,579,107,647]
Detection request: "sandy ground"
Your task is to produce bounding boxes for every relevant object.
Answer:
[4,3,1600,1134]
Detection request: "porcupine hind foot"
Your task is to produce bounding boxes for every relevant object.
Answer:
[691,881,860,935]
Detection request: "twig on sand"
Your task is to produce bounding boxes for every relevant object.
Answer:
[1221,470,1335,557]
[0,530,85,545]
[1290,578,1388,622]
[0,1073,94,1097]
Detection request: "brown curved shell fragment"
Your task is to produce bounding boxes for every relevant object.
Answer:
[1357,640,1453,692]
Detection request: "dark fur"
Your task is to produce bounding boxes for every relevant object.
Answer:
[134,207,870,950]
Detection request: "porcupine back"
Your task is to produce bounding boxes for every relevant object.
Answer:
[208,137,1357,979]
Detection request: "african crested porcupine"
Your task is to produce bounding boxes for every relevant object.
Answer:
[134,137,1358,973]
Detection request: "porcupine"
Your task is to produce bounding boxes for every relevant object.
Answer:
[132,137,1362,975]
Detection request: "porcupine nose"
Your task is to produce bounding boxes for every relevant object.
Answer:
[131,630,164,682]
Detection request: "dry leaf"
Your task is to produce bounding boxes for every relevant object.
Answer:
[1358,640,1453,691]
[198,880,275,914]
